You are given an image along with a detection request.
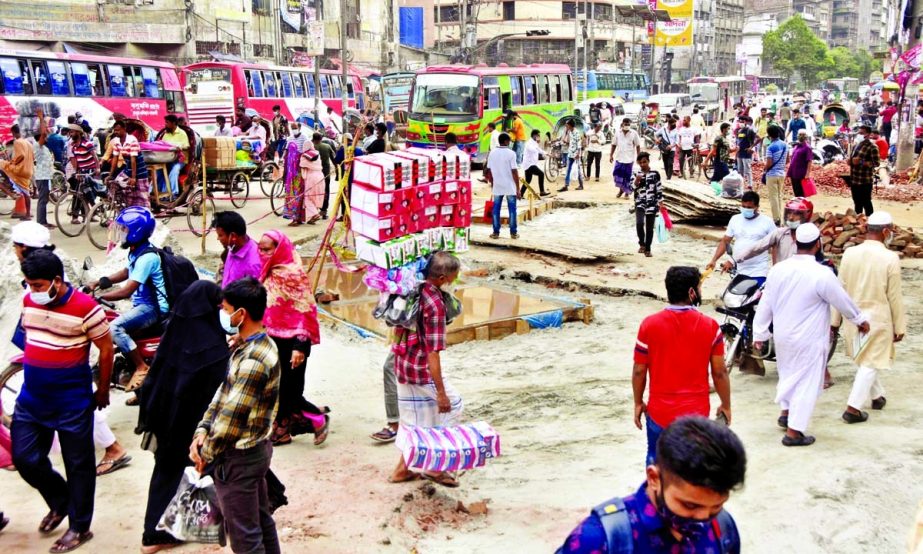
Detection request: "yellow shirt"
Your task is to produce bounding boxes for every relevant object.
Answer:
[162,129,190,151]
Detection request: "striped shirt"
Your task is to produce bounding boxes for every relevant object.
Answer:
[71,139,97,172]
[110,134,149,179]
[20,286,109,412]
[393,282,446,385]
[196,332,280,463]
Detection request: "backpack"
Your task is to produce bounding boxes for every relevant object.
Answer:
[562,497,739,554]
[131,245,200,317]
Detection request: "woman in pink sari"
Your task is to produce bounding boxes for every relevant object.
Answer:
[299,148,325,225]
[257,230,329,446]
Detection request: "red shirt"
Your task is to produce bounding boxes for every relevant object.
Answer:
[393,282,446,385]
[634,306,724,427]
[875,137,889,160]
[881,105,897,124]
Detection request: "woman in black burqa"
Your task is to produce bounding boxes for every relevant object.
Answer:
[136,281,230,552]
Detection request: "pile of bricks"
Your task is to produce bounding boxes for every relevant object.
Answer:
[816,210,923,259]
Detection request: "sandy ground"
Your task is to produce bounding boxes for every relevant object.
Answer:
[2,163,923,553]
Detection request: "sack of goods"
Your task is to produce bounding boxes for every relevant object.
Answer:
[721,170,744,199]
[397,421,501,473]
[203,136,237,169]
[352,148,473,273]
[140,140,179,165]
[156,467,225,545]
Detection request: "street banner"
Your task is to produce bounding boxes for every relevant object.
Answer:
[657,0,693,18]
[654,18,693,47]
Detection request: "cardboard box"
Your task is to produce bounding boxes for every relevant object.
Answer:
[351,183,414,218]
[454,227,471,252]
[443,180,473,207]
[415,205,440,232]
[373,153,415,189]
[442,149,472,180]
[417,181,444,208]
[427,227,446,251]
[353,154,403,191]
[452,204,472,228]
[414,232,433,257]
[356,237,405,269]
[350,208,408,242]
[389,151,431,186]
[438,204,455,227]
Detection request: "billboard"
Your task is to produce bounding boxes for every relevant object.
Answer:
[657,0,693,18]
[654,18,693,47]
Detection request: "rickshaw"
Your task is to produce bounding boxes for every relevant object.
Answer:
[821,103,850,138]
[545,115,587,182]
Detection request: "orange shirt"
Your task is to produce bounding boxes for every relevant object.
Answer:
[512,118,527,141]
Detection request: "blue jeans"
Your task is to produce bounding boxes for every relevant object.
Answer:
[158,161,185,196]
[12,403,95,533]
[514,141,525,165]
[645,414,665,467]
[492,195,518,236]
[35,178,50,225]
[564,154,584,187]
[111,304,160,353]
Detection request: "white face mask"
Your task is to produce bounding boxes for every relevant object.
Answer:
[220,308,242,335]
[31,281,59,306]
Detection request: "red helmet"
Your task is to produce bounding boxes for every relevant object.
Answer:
[784,197,814,224]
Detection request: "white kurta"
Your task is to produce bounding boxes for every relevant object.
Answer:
[754,255,867,432]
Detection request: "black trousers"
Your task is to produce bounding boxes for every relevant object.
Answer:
[585,151,602,179]
[661,150,674,179]
[850,184,874,216]
[320,172,331,214]
[522,166,546,195]
[882,122,892,143]
[791,177,805,197]
[272,336,324,428]
[678,149,693,177]
[636,210,656,250]
[143,448,189,546]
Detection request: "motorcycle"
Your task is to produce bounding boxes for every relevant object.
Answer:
[814,137,845,165]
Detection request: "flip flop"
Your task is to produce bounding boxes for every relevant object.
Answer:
[39,511,66,534]
[388,472,421,484]
[423,472,460,488]
[125,395,140,406]
[370,427,397,443]
[96,455,132,476]
[313,415,330,446]
[49,530,93,553]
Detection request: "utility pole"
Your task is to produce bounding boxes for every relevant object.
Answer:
[313,0,324,129]
[574,9,580,99]
[340,0,349,118]
[436,0,442,53]
[896,0,923,171]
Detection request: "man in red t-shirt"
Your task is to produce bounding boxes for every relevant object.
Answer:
[633,266,732,466]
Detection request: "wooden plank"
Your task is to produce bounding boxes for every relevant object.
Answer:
[515,320,531,335]
[475,326,490,341]
[470,235,620,262]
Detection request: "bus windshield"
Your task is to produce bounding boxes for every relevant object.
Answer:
[411,74,479,115]
[688,83,718,103]
[186,68,232,85]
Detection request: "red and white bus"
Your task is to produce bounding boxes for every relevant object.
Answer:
[181,61,365,136]
[0,49,185,142]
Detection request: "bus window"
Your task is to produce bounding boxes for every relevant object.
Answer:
[539,75,549,104]
[70,63,91,96]
[511,77,522,106]
[346,80,354,99]
[305,74,316,97]
[165,90,185,113]
[331,75,342,98]
[563,75,573,102]
[140,67,161,98]
[46,61,69,96]
[263,72,277,96]
[107,65,128,97]
[250,71,264,97]
[124,67,143,97]
[523,76,536,104]
[30,61,52,96]
[320,76,330,97]
[485,87,500,110]
[0,58,25,94]
[280,72,294,97]
[551,75,561,103]
[292,73,305,97]
[536,75,546,104]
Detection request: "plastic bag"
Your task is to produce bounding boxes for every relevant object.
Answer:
[721,170,743,199]
[156,467,225,545]
[710,181,722,196]
[802,177,817,197]
[659,206,673,231]
[655,213,670,243]
[397,422,501,473]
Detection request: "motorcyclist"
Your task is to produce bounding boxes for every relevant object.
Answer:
[705,190,776,284]
[87,207,168,392]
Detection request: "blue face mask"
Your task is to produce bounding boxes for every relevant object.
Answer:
[740,208,756,219]
[656,488,713,542]
[220,309,241,335]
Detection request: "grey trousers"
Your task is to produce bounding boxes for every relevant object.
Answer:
[383,351,399,424]
[213,442,280,554]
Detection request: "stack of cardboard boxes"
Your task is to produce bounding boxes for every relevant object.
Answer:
[352,148,473,269]
[202,137,237,169]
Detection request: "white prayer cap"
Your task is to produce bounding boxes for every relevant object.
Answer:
[11,221,51,249]
[867,211,893,226]
[795,222,821,243]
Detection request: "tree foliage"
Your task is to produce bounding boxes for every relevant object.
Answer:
[763,15,876,87]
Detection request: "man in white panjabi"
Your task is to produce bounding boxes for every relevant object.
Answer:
[833,211,907,424]
[753,223,870,447]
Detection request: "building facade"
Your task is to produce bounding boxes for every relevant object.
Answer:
[830,0,888,50]
[744,0,832,42]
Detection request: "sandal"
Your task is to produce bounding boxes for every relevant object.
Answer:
[388,472,421,484]
[39,510,66,534]
[423,472,459,488]
[313,415,330,446]
[50,529,93,553]
[271,421,292,446]
[124,368,149,392]
[96,455,132,476]
[125,395,140,406]
[370,427,397,443]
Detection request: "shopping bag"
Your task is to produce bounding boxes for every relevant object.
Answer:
[710,181,722,196]
[802,177,817,197]
[397,422,501,473]
[156,467,225,545]
[655,213,670,243]
[659,206,673,231]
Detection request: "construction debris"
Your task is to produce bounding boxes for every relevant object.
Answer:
[662,180,739,225]
[816,210,923,259]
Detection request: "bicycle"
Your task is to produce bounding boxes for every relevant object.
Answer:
[0,174,17,216]
[55,173,105,237]
[545,140,563,182]
[85,179,130,250]
[0,360,23,429]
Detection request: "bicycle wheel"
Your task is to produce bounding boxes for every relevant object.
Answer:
[269,178,285,217]
[50,171,67,203]
[186,188,217,237]
[0,185,14,216]
[229,171,250,208]
[55,191,90,237]
[258,162,278,196]
[545,154,560,182]
[86,201,116,251]
[0,363,24,429]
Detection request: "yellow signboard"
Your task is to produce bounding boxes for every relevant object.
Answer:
[654,18,693,47]
[657,0,693,18]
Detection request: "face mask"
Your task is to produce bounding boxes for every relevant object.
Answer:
[786,220,801,230]
[884,232,894,247]
[855,135,865,144]
[740,208,756,219]
[622,126,630,132]
[220,308,241,335]
[31,281,59,306]
[293,131,300,136]
[656,488,712,542]
[690,288,702,307]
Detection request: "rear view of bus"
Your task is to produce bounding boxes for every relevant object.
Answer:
[406,64,574,163]
[183,62,238,136]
